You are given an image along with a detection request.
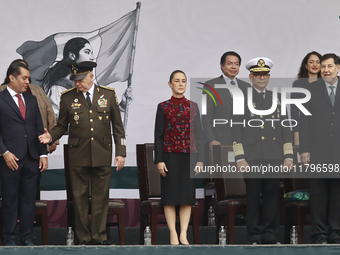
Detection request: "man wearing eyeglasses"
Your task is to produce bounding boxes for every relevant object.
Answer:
[232,57,293,245]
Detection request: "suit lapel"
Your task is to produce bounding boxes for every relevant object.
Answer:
[252,87,265,108]
[333,79,340,108]
[91,85,100,110]
[77,90,88,109]
[23,93,31,120]
[263,90,272,109]
[1,89,24,120]
[317,80,333,108]
[216,75,232,107]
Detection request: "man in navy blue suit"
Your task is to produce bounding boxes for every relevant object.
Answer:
[0,60,48,246]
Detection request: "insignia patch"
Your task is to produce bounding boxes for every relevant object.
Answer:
[257,59,265,67]
[98,98,108,107]
[71,103,82,109]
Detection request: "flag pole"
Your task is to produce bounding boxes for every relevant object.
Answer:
[123,2,141,131]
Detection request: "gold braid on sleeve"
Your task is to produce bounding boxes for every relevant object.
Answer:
[233,142,245,157]
[283,142,293,155]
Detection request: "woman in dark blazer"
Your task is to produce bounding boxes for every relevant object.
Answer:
[154,70,204,245]
[291,51,321,145]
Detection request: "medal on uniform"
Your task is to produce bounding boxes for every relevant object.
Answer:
[106,116,109,120]
[98,116,102,121]
[71,103,81,109]
[74,114,79,125]
[74,99,78,102]
[98,98,108,107]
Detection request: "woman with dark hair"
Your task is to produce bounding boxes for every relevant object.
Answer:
[291,51,321,145]
[40,37,95,119]
[154,70,204,245]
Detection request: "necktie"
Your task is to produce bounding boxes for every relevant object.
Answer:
[230,80,235,85]
[260,92,265,99]
[15,94,26,120]
[86,92,91,107]
[329,85,335,106]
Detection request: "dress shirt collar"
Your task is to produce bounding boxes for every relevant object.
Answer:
[6,86,26,106]
[252,86,266,95]
[324,78,338,94]
[82,83,95,99]
[222,74,238,86]
[7,86,23,98]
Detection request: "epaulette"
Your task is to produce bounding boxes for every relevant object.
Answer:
[61,87,76,94]
[99,85,115,91]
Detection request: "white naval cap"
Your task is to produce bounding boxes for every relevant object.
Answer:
[245,57,273,72]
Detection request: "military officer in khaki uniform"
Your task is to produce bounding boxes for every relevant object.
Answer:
[232,57,293,244]
[39,61,126,245]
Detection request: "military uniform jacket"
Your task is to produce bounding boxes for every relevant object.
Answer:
[50,85,126,167]
[232,87,293,162]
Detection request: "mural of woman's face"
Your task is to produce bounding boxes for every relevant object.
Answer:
[76,43,95,62]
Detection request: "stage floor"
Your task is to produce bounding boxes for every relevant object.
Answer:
[27,226,314,245]
[1,244,340,255]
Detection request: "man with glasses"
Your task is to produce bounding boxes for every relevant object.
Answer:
[232,57,293,244]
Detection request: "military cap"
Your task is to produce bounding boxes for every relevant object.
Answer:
[68,61,97,81]
[246,57,273,73]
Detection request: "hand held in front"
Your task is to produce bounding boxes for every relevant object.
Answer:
[38,128,52,144]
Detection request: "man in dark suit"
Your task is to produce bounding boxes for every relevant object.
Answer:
[232,57,293,244]
[39,61,126,245]
[202,51,250,149]
[300,53,340,244]
[0,61,48,246]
